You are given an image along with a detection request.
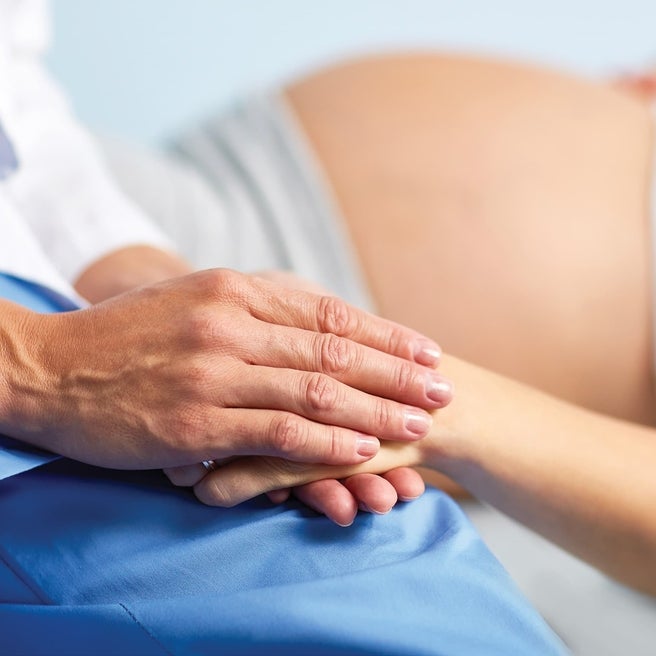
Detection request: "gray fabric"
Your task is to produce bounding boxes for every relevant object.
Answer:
[97,135,235,271]
[100,92,374,311]
[172,92,375,311]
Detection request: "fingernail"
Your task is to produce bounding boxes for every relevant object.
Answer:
[359,502,388,515]
[356,435,380,457]
[426,375,453,404]
[414,338,441,367]
[399,494,422,502]
[404,409,433,436]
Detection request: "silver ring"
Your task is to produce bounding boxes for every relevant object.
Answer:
[201,460,218,473]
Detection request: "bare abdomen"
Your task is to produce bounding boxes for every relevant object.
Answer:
[287,54,655,423]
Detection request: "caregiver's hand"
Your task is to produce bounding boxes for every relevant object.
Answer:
[1,268,449,470]
[163,269,440,526]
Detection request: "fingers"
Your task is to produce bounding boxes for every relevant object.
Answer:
[170,462,423,528]
[293,480,358,527]
[294,469,424,524]
[293,473,411,525]
[191,407,380,465]
[242,275,441,367]
[164,463,207,487]
[164,455,238,488]
[382,467,425,502]
[266,488,291,504]
[342,473,398,514]
[222,364,434,441]
[237,321,453,410]
[193,457,328,507]
[193,442,421,507]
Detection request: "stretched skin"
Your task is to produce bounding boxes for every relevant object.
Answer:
[286,54,655,426]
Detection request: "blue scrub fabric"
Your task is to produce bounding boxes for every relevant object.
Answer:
[0,276,568,655]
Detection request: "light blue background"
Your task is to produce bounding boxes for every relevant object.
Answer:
[47,0,656,144]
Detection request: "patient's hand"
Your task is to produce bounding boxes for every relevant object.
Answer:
[167,458,425,526]
[166,431,426,525]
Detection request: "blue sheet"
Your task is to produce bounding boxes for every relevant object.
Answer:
[0,273,568,655]
[1,461,567,655]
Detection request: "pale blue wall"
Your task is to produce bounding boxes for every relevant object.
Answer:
[46,0,656,144]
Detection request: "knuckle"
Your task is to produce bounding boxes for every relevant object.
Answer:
[198,477,235,507]
[202,268,251,305]
[318,333,355,375]
[261,457,306,486]
[326,425,347,461]
[372,398,394,431]
[395,361,416,394]
[302,372,339,413]
[208,267,238,292]
[271,414,308,454]
[385,327,407,358]
[317,295,357,336]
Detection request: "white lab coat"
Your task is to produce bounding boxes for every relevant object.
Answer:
[0,0,171,301]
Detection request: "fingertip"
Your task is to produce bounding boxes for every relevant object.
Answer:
[293,480,358,527]
[426,375,454,407]
[413,338,441,367]
[436,380,455,407]
[358,501,393,515]
[165,463,210,487]
[344,473,398,515]
[384,468,426,502]
[320,493,358,527]
[398,489,424,502]
[403,408,433,439]
[267,488,291,504]
[331,510,357,527]
[355,434,380,459]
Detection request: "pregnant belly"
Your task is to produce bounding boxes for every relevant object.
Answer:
[288,54,655,424]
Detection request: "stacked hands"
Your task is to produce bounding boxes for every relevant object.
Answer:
[5,268,452,527]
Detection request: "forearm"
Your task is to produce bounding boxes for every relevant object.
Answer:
[427,356,656,594]
[74,245,192,303]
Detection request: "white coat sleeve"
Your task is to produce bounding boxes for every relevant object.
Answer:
[1,0,175,283]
